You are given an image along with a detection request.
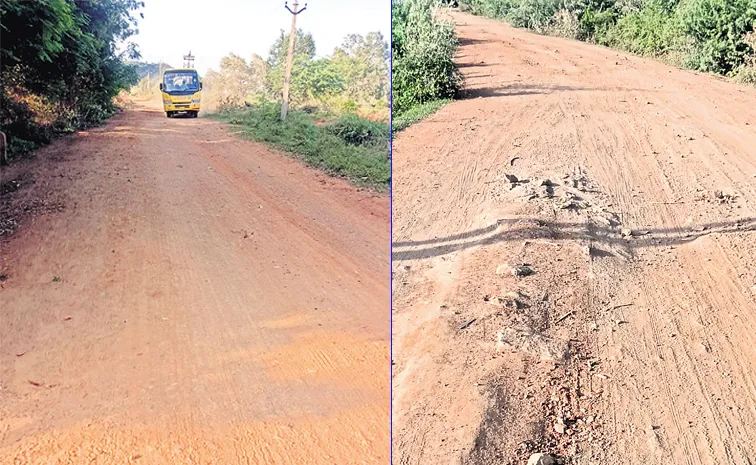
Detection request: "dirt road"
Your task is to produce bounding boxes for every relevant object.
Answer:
[0,99,389,464]
[392,10,756,465]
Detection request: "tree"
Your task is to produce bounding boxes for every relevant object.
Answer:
[331,32,390,104]
[1,0,144,155]
[203,53,270,109]
[266,28,317,67]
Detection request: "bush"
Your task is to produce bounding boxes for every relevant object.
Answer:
[326,113,390,149]
[216,103,389,188]
[465,0,520,17]
[507,0,560,32]
[392,0,462,116]
[676,0,756,73]
[606,1,683,54]
[732,30,756,83]
[546,9,582,38]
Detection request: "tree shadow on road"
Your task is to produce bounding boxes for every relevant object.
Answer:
[458,83,647,100]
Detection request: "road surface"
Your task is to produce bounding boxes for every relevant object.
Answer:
[0,99,389,464]
[392,10,756,465]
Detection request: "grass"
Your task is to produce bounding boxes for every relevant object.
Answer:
[392,99,451,132]
[212,102,390,190]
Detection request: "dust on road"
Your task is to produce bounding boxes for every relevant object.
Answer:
[0,100,389,464]
[392,10,756,465]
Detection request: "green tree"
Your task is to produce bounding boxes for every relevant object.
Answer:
[331,32,390,103]
[266,28,317,67]
[1,0,144,156]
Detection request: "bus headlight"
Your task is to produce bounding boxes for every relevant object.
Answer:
[163,100,171,105]
[191,99,200,104]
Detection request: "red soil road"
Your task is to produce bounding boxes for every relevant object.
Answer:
[392,9,756,465]
[0,99,389,464]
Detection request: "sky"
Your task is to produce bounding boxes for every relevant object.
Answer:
[129,0,390,75]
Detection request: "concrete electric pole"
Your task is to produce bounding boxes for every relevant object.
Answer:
[281,0,307,120]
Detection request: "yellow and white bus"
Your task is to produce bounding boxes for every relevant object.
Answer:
[159,68,202,118]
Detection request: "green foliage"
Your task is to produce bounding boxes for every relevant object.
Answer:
[267,29,317,68]
[607,1,684,55]
[215,103,389,189]
[676,0,756,73]
[392,99,451,132]
[201,30,389,119]
[579,2,619,41]
[507,0,561,31]
[464,0,519,18]
[392,0,462,116]
[325,114,390,150]
[331,33,390,105]
[0,0,143,159]
[732,30,756,83]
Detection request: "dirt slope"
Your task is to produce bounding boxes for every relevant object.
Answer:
[392,10,756,465]
[0,99,389,464]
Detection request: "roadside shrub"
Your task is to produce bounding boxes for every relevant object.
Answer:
[326,113,390,149]
[466,0,520,17]
[546,9,582,38]
[579,5,619,42]
[676,0,756,73]
[732,30,756,83]
[217,102,389,188]
[606,1,684,55]
[392,0,462,115]
[507,0,560,32]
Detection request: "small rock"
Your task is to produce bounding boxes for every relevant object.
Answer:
[539,178,552,186]
[504,174,519,183]
[621,228,633,237]
[554,421,566,434]
[528,453,558,465]
[512,264,534,277]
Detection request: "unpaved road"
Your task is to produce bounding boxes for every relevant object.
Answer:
[393,10,756,465]
[0,99,389,464]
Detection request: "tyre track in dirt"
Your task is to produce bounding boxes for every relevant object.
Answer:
[0,99,389,464]
[392,10,756,465]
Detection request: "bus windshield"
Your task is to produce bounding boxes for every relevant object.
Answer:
[163,71,199,93]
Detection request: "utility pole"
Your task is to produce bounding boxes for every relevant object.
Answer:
[183,51,195,69]
[281,0,307,120]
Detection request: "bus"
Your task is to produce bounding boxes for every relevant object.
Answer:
[159,68,202,118]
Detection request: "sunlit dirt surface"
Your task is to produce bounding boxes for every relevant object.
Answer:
[0,99,389,464]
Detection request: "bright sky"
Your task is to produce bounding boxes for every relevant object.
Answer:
[130,0,390,75]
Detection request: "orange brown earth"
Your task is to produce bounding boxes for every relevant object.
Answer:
[0,99,389,464]
[392,9,756,465]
